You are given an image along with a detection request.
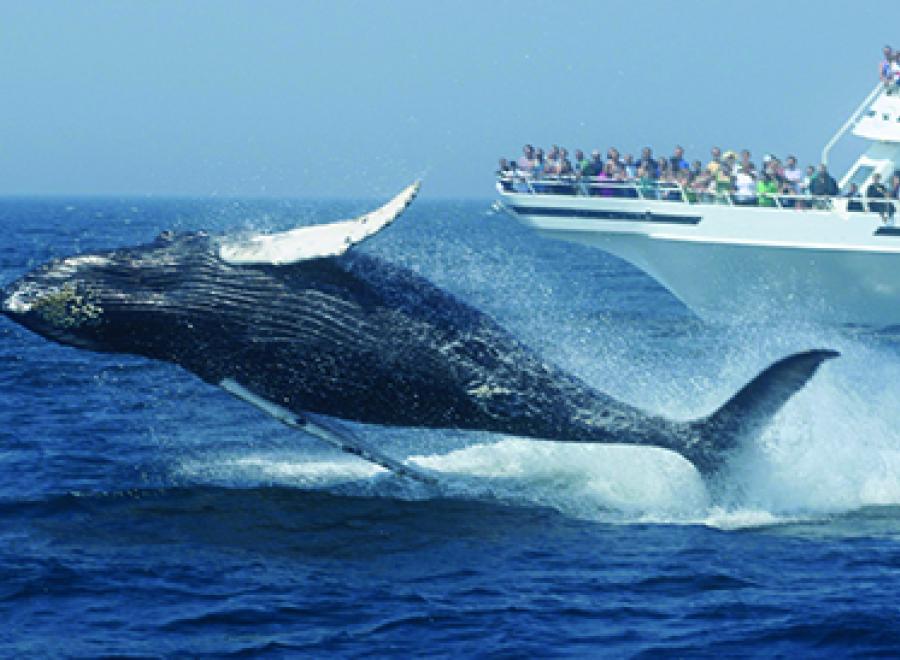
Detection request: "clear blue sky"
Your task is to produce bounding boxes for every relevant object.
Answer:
[0,1,891,198]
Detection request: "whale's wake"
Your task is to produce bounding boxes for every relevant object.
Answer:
[173,329,900,529]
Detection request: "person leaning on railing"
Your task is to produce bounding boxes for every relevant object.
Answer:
[844,182,864,212]
[637,166,656,200]
[757,172,779,207]
[866,173,892,222]
[809,164,838,208]
[714,164,733,204]
[498,144,825,206]
[734,164,757,206]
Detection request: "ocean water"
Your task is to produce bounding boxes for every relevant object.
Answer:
[2,196,900,656]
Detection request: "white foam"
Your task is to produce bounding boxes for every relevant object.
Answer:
[178,451,385,488]
[410,438,709,520]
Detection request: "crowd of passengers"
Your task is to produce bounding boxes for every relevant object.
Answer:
[497,45,900,214]
[498,144,900,215]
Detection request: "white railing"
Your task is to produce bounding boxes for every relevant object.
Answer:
[821,82,883,167]
[497,174,900,216]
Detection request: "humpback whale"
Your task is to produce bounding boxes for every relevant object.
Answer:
[1,182,837,485]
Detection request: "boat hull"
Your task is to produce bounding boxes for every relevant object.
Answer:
[501,190,900,326]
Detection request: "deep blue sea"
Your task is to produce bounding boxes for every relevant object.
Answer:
[2,195,900,657]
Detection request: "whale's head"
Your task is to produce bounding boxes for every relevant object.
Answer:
[1,231,218,355]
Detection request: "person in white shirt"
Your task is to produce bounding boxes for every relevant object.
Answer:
[734,164,757,205]
[783,155,803,194]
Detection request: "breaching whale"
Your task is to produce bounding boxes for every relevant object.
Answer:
[1,182,837,485]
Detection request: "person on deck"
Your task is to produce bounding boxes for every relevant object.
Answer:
[810,164,838,198]
[715,164,733,204]
[637,147,656,177]
[845,182,864,212]
[757,172,779,208]
[866,172,891,222]
[881,45,894,85]
[669,146,689,173]
[517,144,535,173]
[637,165,656,200]
[734,165,757,205]
[573,149,590,176]
[582,150,603,179]
[706,146,722,175]
[783,155,803,194]
[623,154,638,178]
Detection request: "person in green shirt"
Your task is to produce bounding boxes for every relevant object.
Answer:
[715,164,733,204]
[637,166,656,200]
[757,173,779,207]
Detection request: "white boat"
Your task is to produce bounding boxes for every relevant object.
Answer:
[496,83,900,326]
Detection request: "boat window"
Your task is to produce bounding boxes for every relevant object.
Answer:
[867,110,877,118]
[884,113,891,121]
[846,165,875,190]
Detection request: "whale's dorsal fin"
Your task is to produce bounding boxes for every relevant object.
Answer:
[219,181,420,266]
[218,377,438,485]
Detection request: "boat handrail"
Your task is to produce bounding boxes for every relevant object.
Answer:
[821,82,884,167]
[495,174,900,213]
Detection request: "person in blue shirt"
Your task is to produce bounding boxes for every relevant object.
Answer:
[669,145,689,172]
[881,45,893,85]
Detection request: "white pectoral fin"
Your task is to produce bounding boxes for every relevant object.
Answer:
[219,180,421,265]
[219,378,438,485]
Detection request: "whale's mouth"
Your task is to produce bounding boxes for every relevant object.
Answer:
[2,279,43,315]
[1,272,106,353]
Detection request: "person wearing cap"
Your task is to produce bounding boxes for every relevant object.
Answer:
[723,150,738,173]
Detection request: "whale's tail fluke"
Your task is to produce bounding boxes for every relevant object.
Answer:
[682,349,840,479]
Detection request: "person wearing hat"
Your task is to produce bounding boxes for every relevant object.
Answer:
[715,163,733,204]
[706,146,722,175]
[723,150,738,173]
